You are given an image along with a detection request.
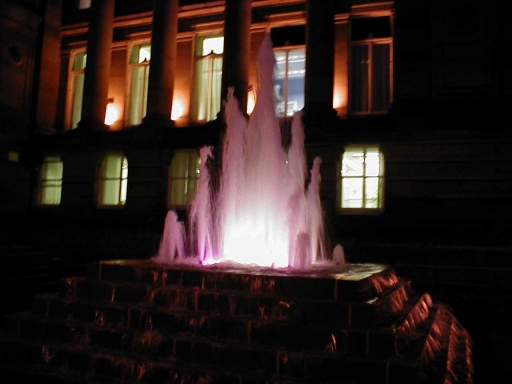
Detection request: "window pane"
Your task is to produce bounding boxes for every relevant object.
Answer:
[131,45,151,64]
[365,151,380,176]
[202,37,224,55]
[372,43,391,111]
[210,57,223,120]
[343,150,364,176]
[287,49,305,116]
[194,57,222,122]
[350,45,369,113]
[73,53,87,70]
[78,0,91,10]
[169,150,200,206]
[41,186,61,205]
[194,59,209,121]
[104,155,122,179]
[102,180,121,205]
[342,177,363,208]
[129,66,149,125]
[40,156,63,205]
[71,74,84,128]
[100,154,128,206]
[365,177,380,208]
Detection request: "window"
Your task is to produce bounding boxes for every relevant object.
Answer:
[98,153,128,207]
[68,51,86,129]
[168,149,200,207]
[271,26,306,118]
[350,17,392,114]
[78,0,91,9]
[274,48,305,117]
[193,35,223,122]
[127,43,151,126]
[339,145,384,211]
[38,156,63,206]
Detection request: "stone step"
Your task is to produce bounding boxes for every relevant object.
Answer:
[0,260,474,384]
[2,289,433,363]
[0,330,429,384]
[45,276,411,328]
[87,260,399,301]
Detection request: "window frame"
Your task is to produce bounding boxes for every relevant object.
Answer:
[37,155,64,207]
[192,34,224,123]
[337,144,385,215]
[126,41,151,126]
[349,15,394,115]
[168,149,201,209]
[273,45,306,118]
[97,152,128,208]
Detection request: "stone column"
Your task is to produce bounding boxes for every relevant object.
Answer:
[34,0,62,135]
[220,0,251,115]
[79,0,114,131]
[303,0,337,134]
[143,0,178,127]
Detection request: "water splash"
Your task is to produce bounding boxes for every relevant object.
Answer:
[157,33,332,270]
[152,210,186,263]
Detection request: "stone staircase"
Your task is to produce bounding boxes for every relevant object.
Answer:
[0,260,473,383]
[0,243,88,328]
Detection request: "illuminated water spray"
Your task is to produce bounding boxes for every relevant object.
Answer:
[154,33,337,269]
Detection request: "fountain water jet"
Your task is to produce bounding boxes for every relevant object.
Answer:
[156,33,336,270]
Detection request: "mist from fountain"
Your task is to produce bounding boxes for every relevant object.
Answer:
[154,33,338,270]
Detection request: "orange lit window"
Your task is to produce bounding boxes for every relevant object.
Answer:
[193,35,223,123]
[350,16,392,114]
[67,51,86,129]
[127,43,151,126]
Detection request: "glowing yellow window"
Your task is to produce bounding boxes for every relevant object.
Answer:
[168,149,200,208]
[340,146,384,211]
[99,153,128,207]
[38,155,63,205]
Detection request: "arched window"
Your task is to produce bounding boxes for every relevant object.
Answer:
[98,153,128,207]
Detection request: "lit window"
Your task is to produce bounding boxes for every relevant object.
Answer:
[78,0,91,9]
[68,51,86,129]
[38,156,63,206]
[193,36,223,122]
[127,44,151,125]
[168,149,200,207]
[350,17,392,114]
[274,48,305,117]
[98,153,128,207]
[339,146,384,211]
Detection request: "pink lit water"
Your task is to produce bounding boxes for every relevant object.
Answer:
[155,33,338,270]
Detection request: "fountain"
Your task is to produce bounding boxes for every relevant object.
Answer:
[154,33,332,270]
[0,33,474,384]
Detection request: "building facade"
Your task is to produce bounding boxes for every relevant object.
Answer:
[1,0,511,268]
